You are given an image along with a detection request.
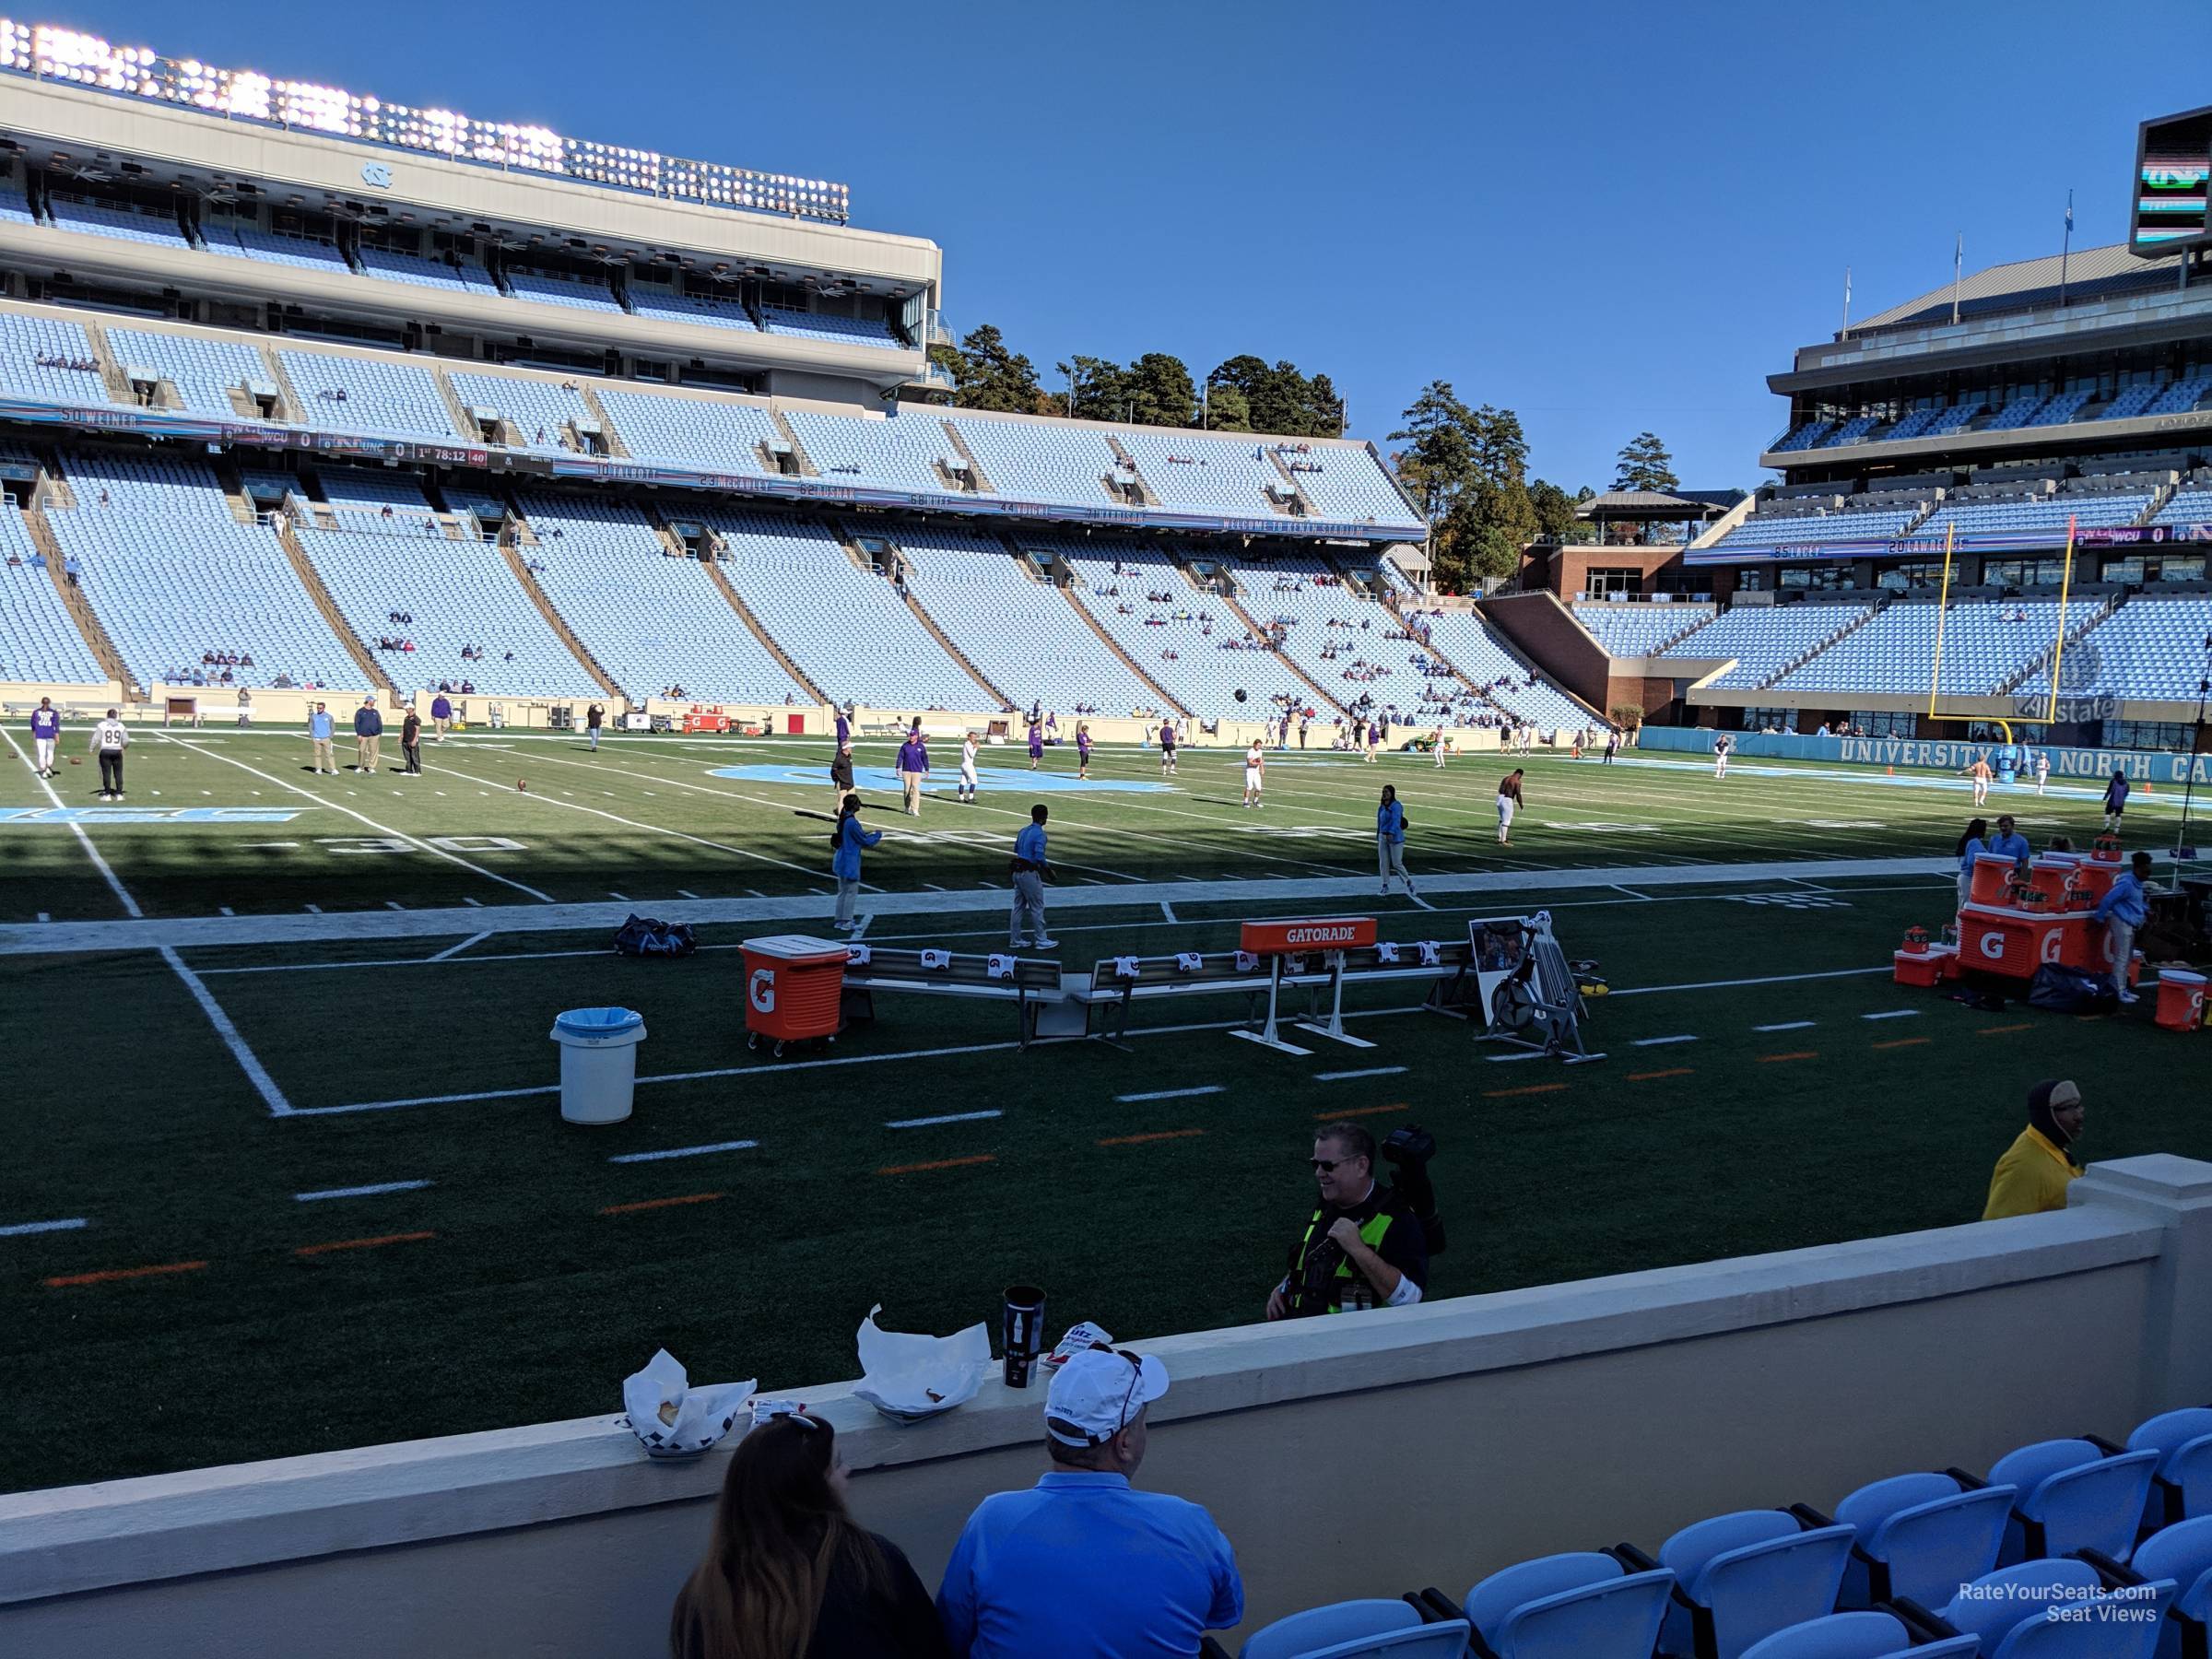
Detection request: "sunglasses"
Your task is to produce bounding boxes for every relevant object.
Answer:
[1310,1156,1365,1173]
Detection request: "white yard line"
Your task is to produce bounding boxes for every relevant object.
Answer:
[1630,1035,1700,1047]
[427,932,490,962]
[3,726,293,1114]
[607,1140,759,1163]
[1314,1065,1407,1081]
[1114,1085,1225,1103]
[0,1217,88,1237]
[1862,1008,1924,1021]
[163,735,555,902]
[1159,900,1179,924]
[1754,1020,1818,1032]
[294,1180,432,1201]
[886,1110,1003,1128]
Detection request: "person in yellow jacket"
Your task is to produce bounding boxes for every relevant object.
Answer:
[1982,1078,2086,1220]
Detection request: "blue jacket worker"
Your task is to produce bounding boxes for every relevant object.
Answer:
[830,794,880,934]
[2091,851,2153,1005]
[1009,805,1054,950]
[351,698,383,774]
[1377,783,1413,897]
[936,1347,1242,1657]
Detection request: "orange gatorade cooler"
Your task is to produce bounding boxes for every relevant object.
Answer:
[1893,947,1943,988]
[2157,971,2207,1031]
[740,934,848,1057]
[2073,859,2118,905]
[1969,853,2018,905]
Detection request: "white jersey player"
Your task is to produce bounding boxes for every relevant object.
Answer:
[1242,738,1265,809]
[1712,733,1732,780]
[959,733,980,804]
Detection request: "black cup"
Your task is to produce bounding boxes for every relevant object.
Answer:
[1002,1285,1046,1388]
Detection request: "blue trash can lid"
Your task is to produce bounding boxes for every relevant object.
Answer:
[554,1006,644,1039]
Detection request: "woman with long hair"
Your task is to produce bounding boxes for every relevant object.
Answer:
[1955,816,1990,911]
[671,1413,946,1659]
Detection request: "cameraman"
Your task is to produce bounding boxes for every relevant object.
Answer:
[1265,1122,1429,1319]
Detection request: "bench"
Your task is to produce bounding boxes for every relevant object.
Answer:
[839,946,1068,1048]
[1077,939,1477,1050]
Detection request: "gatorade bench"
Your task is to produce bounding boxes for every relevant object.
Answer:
[838,945,1069,1048]
[1078,918,1477,1054]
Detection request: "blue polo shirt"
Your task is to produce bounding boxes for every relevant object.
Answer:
[1014,822,1047,865]
[936,1471,1242,1658]
[1984,830,2030,865]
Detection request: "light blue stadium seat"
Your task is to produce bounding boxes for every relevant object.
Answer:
[1832,1471,2016,1607]
[1237,1598,1419,1659]
[1987,1439,2159,1563]
[2126,1516,2212,1659]
[1658,1510,1854,1659]
[1458,1549,1674,1658]
[2130,1410,2212,1531]
[1739,1609,1947,1659]
[1927,1559,2105,1652]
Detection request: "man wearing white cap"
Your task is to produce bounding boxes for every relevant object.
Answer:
[936,1347,1243,1656]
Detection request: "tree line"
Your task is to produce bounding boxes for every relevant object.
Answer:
[932,324,1680,594]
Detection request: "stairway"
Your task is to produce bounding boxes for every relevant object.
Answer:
[259,347,304,423]
[578,385,631,458]
[1761,603,1886,689]
[22,505,132,691]
[271,515,397,695]
[1103,435,1158,506]
[75,319,136,406]
[870,540,1012,708]
[434,368,483,444]
[1053,582,1192,717]
[1380,595,1516,722]
[1207,569,1348,715]
[941,420,996,492]
[494,539,625,701]
[1261,445,1317,517]
[770,410,821,477]
[698,542,829,703]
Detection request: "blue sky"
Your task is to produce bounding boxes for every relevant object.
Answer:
[34,0,2212,491]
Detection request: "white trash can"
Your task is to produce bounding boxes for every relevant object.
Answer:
[550,1006,647,1124]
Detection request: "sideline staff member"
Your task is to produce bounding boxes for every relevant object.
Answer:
[1266,1122,1429,1318]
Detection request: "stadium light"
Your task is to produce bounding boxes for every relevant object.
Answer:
[0,16,852,222]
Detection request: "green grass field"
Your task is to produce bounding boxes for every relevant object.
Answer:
[3,724,2206,1496]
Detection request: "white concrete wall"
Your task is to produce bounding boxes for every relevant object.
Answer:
[4,1155,2206,1659]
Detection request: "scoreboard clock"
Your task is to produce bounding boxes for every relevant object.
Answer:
[2133,105,2212,256]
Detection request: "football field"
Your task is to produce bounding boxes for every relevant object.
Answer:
[3,725,2206,1495]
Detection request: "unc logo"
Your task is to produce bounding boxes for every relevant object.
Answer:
[360,162,394,189]
[748,968,776,1013]
[1978,933,2007,961]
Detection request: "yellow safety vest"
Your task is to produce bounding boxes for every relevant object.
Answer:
[1295,1206,1399,1313]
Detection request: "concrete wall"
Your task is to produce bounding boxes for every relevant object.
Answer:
[1470,592,1607,715]
[5,1157,2207,1659]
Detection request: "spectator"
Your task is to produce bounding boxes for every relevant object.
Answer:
[1982,1079,2086,1219]
[670,1411,947,1659]
[63,554,81,588]
[2092,851,2154,1006]
[430,691,453,742]
[936,1347,1241,1657]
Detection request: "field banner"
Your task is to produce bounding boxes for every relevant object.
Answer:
[1630,724,2212,784]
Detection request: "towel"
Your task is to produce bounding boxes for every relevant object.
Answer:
[1418,940,1441,966]
[1235,950,1259,972]
[920,947,951,970]
[1175,951,1204,973]
[1113,955,1140,979]
[986,953,1015,980]
[845,944,872,967]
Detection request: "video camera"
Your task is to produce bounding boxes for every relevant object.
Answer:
[1382,1124,1445,1256]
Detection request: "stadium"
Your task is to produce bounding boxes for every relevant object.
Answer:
[0,17,2209,1659]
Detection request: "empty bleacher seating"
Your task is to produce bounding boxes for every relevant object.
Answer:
[353,241,495,293]
[891,527,1165,715]
[2026,389,2093,427]
[2145,376,2212,417]
[758,304,901,347]
[278,349,465,441]
[2098,384,2162,422]
[299,522,600,699]
[2026,595,2212,700]
[1574,601,1714,656]
[705,508,991,709]
[49,450,361,690]
[1119,429,1290,517]
[626,285,759,331]
[107,327,270,421]
[513,491,805,706]
[502,266,624,313]
[448,371,597,453]
[1779,598,2087,696]
[1661,602,1875,689]
[1919,486,2148,538]
[1719,496,1929,551]
[1771,421,1833,453]
[1410,607,1593,729]
[314,467,435,518]
[1052,540,1317,720]
[205,224,351,273]
[0,509,103,683]
[2153,479,2212,524]
[1983,393,2046,430]
[785,409,960,492]
[1818,415,1880,447]
[1269,441,1419,524]
[594,386,782,477]
[951,418,1122,510]
[45,194,185,247]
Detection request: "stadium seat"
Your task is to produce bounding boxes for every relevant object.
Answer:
[1828,1471,2017,1607]
[1983,1438,2159,1563]
[1985,1598,2167,1659]
[1226,1598,1432,1659]
[1435,1547,1675,1658]
[1574,602,1715,656]
[2128,1410,2212,1531]
[2122,1515,2212,1658]
[1912,1559,2106,1653]
[1660,602,1873,690]
[1655,1510,1855,1659]
[1738,1609,1967,1659]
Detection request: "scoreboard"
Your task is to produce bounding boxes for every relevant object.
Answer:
[2132,105,2212,256]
